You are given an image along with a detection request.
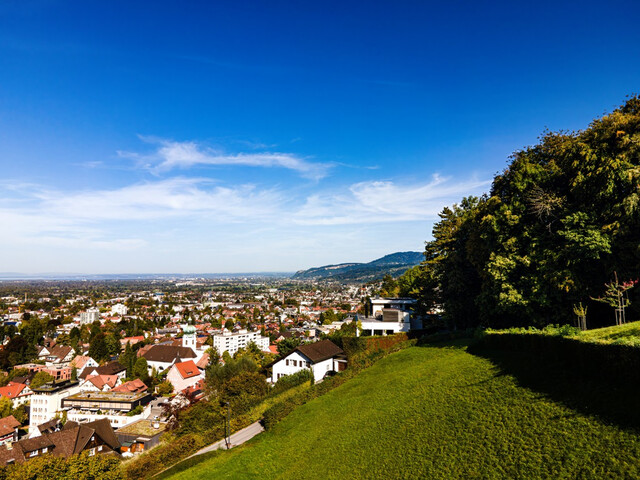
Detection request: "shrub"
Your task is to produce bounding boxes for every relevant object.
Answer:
[270,369,313,395]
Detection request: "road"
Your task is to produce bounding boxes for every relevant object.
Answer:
[152,421,265,478]
[190,421,265,457]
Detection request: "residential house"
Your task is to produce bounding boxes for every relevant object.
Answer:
[270,339,346,383]
[79,361,127,382]
[0,382,32,408]
[69,355,99,372]
[112,379,148,394]
[166,360,203,393]
[0,418,120,465]
[79,374,120,392]
[141,345,197,374]
[44,345,74,366]
[116,419,167,455]
[0,416,20,445]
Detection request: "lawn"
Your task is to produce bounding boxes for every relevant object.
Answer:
[578,320,640,346]
[162,342,640,479]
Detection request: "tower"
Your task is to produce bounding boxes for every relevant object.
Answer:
[182,324,197,351]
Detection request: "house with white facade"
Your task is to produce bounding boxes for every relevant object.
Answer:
[166,360,204,393]
[271,340,346,383]
[212,329,270,357]
[358,309,412,337]
[141,345,197,374]
[0,382,32,408]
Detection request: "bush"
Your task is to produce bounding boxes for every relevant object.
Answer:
[270,369,313,395]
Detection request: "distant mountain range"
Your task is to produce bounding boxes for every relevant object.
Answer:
[292,251,424,283]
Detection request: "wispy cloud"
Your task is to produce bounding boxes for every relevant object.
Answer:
[293,174,491,225]
[119,137,331,180]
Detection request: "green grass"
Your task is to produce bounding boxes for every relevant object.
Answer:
[162,341,640,479]
[579,320,640,346]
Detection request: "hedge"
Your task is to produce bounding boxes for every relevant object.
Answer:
[471,331,640,385]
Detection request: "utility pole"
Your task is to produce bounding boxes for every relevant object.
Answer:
[225,401,231,449]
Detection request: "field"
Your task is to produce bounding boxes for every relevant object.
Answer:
[160,341,640,479]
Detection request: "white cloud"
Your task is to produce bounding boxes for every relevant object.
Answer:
[293,175,491,225]
[36,177,282,222]
[119,137,331,180]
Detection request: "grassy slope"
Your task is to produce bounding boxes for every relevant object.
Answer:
[164,342,640,479]
[578,320,640,345]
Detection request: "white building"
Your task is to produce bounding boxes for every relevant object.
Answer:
[166,360,204,393]
[212,329,270,357]
[359,309,411,337]
[111,303,128,316]
[271,340,346,383]
[79,308,100,325]
[370,297,416,316]
[29,380,81,436]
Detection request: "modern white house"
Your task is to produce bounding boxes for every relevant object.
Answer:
[358,309,412,336]
[370,297,416,316]
[271,340,346,383]
[212,329,270,357]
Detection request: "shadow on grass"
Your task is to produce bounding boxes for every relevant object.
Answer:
[467,344,640,432]
[154,450,223,480]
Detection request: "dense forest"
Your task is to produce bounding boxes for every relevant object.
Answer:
[409,95,640,330]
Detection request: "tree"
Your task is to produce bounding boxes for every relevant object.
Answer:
[88,333,109,363]
[224,319,235,330]
[592,273,638,325]
[31,371,54,389]
[276,337,301,356]
[157,381,174,396]
[133,357,150,382]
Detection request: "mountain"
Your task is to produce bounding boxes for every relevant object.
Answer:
[292,251,423,282]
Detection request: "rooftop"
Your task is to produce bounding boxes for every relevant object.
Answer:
[65,390,148,402]
[116,419,168,437]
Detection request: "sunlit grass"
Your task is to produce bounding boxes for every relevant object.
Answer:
[163,342,640,479]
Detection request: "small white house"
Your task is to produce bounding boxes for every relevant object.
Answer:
[271,340,346,383]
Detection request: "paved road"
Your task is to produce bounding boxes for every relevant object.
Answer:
[152,421,265,478]
[191,421,264,457]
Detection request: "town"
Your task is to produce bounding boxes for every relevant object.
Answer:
[0,278,419,465]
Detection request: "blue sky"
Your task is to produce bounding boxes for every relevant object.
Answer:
[1,1,639,274]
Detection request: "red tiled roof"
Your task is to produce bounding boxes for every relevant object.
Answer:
[174,360,200,379]
[85,374,119,390]
[0,382,28,399]
[112,378,148,394]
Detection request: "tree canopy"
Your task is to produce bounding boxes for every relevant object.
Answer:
[413,96,640,330]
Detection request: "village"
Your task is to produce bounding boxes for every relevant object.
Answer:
[0,279,418,465]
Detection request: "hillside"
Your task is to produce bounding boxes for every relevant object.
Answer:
[292,251,423,282]
[160,341,640,479]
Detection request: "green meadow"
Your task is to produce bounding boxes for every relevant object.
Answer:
[160,341,640,479]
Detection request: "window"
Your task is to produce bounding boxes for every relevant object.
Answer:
[42,447,48,453]
[98,445,103,452]
[292,360,297,367]
[29,451,38,457]
[286,360,290,366]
